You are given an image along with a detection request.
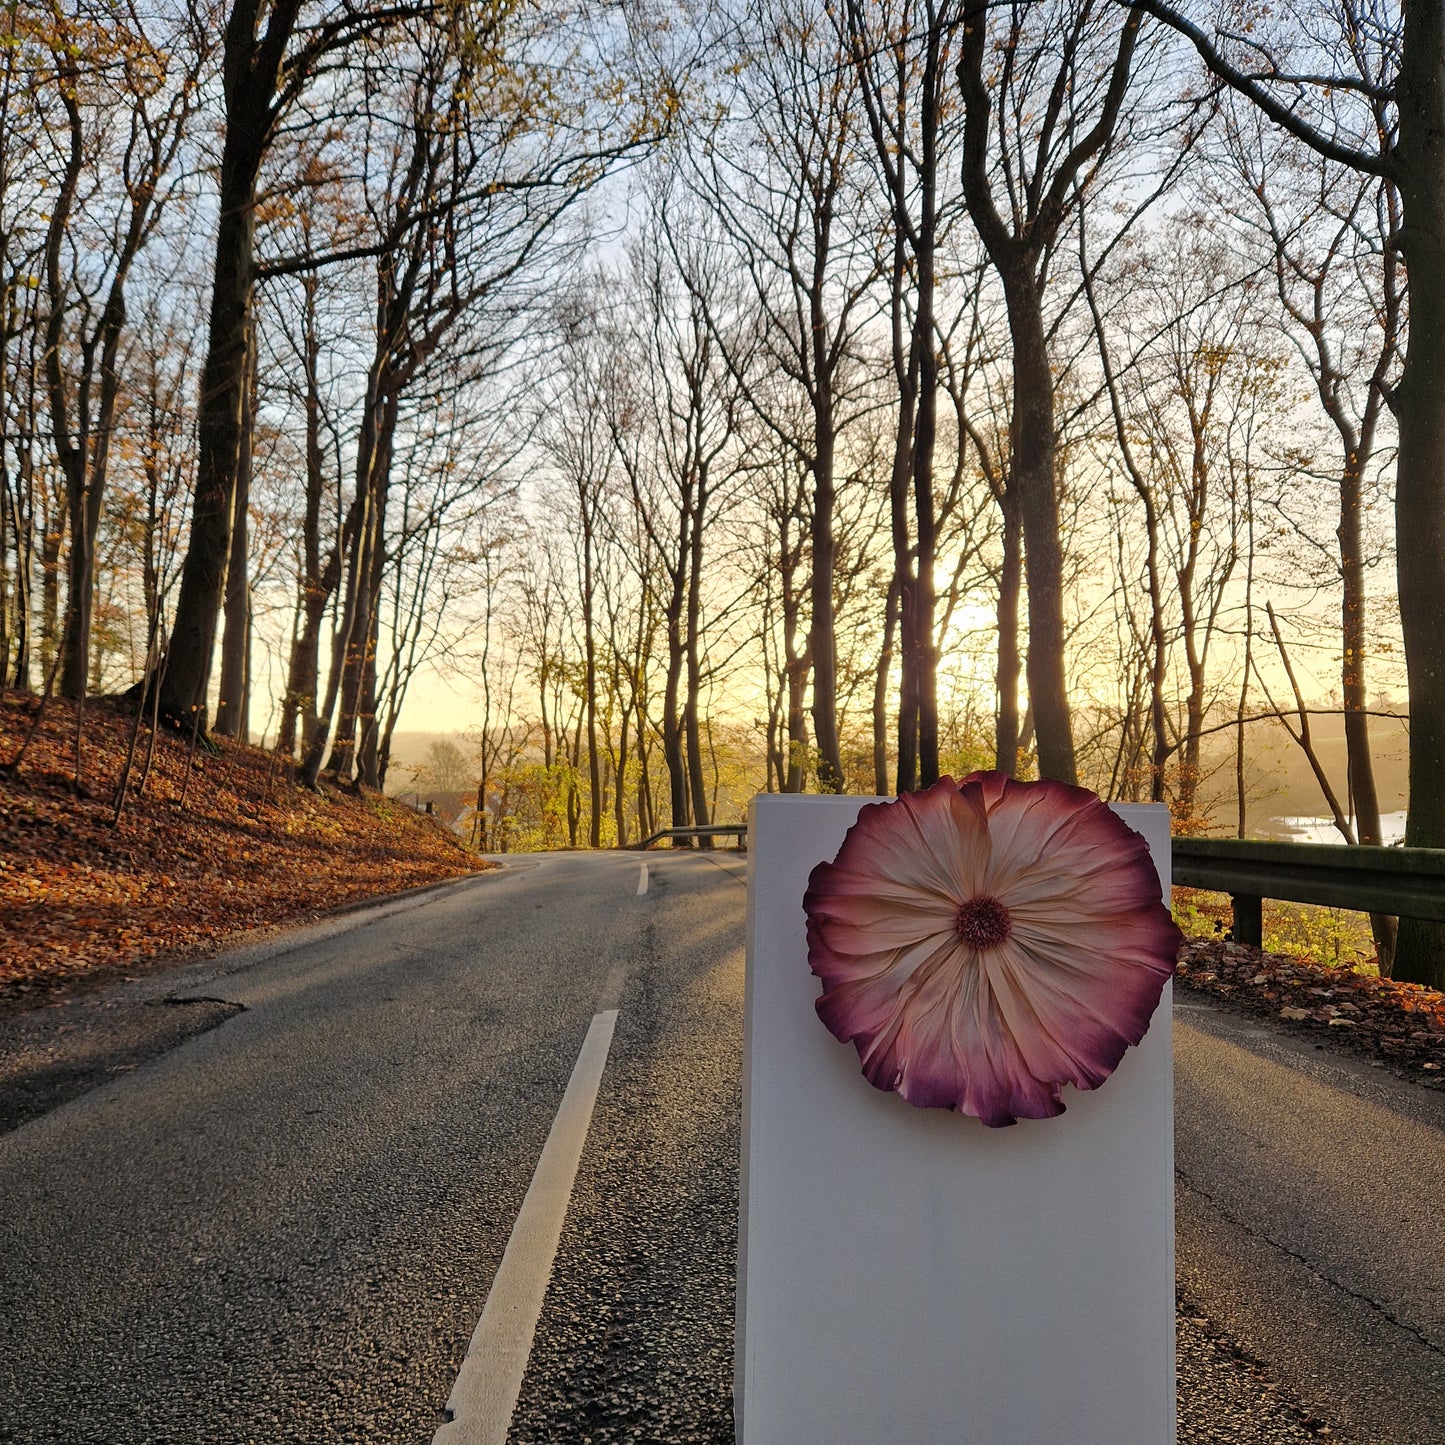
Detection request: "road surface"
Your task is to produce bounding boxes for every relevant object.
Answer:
[1,851,1440,1442]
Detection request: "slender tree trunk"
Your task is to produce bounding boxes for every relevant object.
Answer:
[9,438,34,688]
[912,245,939,789]
[613,698,629,846]
[0,464,9,681]
[874,575,899,794]
[278,310,333,757]
[662,608,688,831]
[46,67,88,702]
[300,441,374,791]
[40,494,64,679]
[279,549,336,757]
[1332,445,1394,968]
[786,647,810,794]
[321,389,392,784]
[809,373,842,792]
[994,487,1022,775]
[330,474,386,782]
[355,510,388,788]
[912,40,941,788]
[583,525,601,847]
[1388,8,1445,986]
[891,367,919,791]
[1145,504,1169,804]
[214,335,255,738]
[1002,261,1077,784]
[162,122,263,725]
[685,510,710,840]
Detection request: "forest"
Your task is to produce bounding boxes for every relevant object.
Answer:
[4,0,1442,981]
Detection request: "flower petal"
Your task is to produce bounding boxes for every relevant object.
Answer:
[803,775,1182,1127]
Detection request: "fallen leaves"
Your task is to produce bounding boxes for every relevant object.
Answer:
[1177,937,1445,1086]
[0,689,488,1016]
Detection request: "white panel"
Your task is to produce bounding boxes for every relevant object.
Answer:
[738,795,1176,1444]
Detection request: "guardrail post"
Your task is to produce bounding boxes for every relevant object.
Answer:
[1231,893,1262,948]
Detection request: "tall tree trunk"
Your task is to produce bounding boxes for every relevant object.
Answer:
[40,492,64,680]
[1002,262,1077,784]
[890,291,920,794]
[809,361,842,792]
[300,392,378,791]
[8,437,34,689]
[911,31,941,788]
[328,452,388,783]
[662,612,688,831]
[583,526,601,847]
[215,334,255,738]
[161,122,264,724]
[1389,5,1445,986]
[162,0,305,726]
[613,697,629,846]
[356,515,388,788]
[874,575,899,794]
[0,463,9,682]
[46,65,88,702]
[685,512,711,840]
[278,299,333,757]
[1338,451,1395,968]
[994,487,1022,775]
[912,233,939,788]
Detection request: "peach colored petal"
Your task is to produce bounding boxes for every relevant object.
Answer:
[804,774,1181,1127]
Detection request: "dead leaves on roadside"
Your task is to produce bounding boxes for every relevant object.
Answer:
[1177,937,1445,1085]
[0,689,487,1015]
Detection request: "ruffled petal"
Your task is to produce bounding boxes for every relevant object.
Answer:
[803,775,1182,1127]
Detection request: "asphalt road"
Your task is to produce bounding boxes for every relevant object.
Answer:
[0,851,1440,1443]
[1176,994,1445,1444]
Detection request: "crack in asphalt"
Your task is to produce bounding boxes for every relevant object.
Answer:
[1177,1168,1444,1358]
[698,853,746,885]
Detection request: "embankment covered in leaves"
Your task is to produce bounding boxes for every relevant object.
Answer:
[0,689,486,1014]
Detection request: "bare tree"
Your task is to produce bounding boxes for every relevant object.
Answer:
[1130,0,1443,988]
[1221,106,1403,966]
[958,0,1151,783]
[698,0,880,792]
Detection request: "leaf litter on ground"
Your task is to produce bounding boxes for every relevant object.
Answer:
[1175,933,1445,1087]
[0,688,488,1017]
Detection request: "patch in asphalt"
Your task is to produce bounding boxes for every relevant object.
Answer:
[0,994,244,1136]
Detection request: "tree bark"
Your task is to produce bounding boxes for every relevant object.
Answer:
[1391,1,1445,988]
[809,409,842,792]
[161,130,263,724]
[685,485,711,841]
[1002,262,1077,783]
[162,0,301,726]
[994,485,1022,775]
[214,334,255,738]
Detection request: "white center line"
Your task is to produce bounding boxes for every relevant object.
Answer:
[636,861,649,896]
[433,1009,619,1445]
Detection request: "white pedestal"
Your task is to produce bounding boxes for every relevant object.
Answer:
[737,794,1176,1445]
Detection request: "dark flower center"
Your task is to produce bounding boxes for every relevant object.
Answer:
[955,895,1012,950]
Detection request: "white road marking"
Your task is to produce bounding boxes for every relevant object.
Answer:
[636,861,649,896]
[596,962,627,1013]
[433,1009,619,1445]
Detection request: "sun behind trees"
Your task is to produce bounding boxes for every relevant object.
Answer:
[1,0,1438,984]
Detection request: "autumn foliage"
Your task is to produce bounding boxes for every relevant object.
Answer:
[0,690,486,1013]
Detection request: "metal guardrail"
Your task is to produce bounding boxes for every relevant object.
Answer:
[629,824,747,850]
[623,823,1444,941]
[1171,837,1445,946]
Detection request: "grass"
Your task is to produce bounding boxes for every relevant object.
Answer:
[1172,887,1380,974]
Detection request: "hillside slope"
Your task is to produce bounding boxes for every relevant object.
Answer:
[0,689,486,1015]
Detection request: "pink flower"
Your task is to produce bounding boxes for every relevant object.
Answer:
[804,772,1181,1127]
